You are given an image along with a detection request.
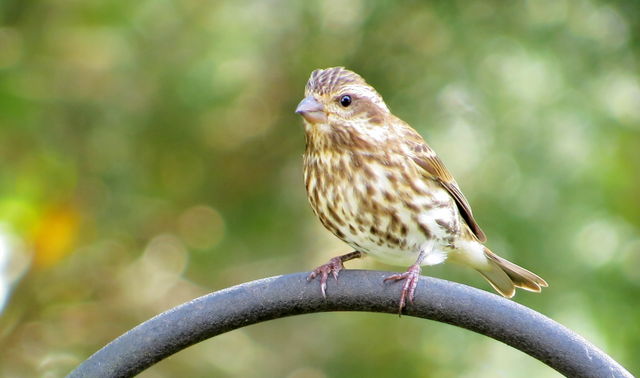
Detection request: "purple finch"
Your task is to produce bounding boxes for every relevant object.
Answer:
[296,67,547,311]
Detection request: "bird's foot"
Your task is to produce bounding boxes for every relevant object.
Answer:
[384,263,422,314]
[307,256,343,298]
[307,251,363,298]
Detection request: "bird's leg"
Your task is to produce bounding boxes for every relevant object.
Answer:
[308,251,364,298]
[384,250,427,313]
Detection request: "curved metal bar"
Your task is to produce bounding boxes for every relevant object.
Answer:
[68,270,632,378]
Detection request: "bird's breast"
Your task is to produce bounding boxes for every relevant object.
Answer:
[303,149,461,265]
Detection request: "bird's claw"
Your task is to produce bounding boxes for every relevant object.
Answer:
[307,256,345,298]
[384,264,422,314]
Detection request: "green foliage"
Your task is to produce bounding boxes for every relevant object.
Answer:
[1,0,638,376]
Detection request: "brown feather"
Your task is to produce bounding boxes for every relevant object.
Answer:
[391,121,487,242]
[484,247,548,292]
[410,154,487,242]
[306,67,365,95]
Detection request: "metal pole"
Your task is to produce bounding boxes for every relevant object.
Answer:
[68,270,633,378]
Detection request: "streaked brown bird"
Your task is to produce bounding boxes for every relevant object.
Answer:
[296,67,547,311]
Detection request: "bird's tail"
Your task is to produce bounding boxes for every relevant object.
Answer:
[477,247,548,298]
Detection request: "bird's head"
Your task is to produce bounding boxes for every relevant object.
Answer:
[295,67,390,140]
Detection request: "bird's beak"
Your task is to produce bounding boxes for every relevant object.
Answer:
[295,96,327,124]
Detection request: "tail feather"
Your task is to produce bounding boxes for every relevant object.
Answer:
[478,247,548,298]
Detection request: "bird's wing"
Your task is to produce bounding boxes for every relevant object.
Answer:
[404,129,487,242]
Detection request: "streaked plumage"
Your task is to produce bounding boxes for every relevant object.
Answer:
[296,67,547,310]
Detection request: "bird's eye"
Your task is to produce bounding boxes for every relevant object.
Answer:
[339,95,352,107]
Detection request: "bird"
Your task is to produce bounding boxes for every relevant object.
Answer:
[295,67,547,311]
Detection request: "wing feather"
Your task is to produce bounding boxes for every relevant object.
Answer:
[409,144,487,242]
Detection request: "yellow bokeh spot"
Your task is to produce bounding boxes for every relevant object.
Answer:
[31,206,80,269]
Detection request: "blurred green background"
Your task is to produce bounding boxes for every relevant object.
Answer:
[1,0,639,376]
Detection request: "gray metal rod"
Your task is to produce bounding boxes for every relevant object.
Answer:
[67,270,633,378]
